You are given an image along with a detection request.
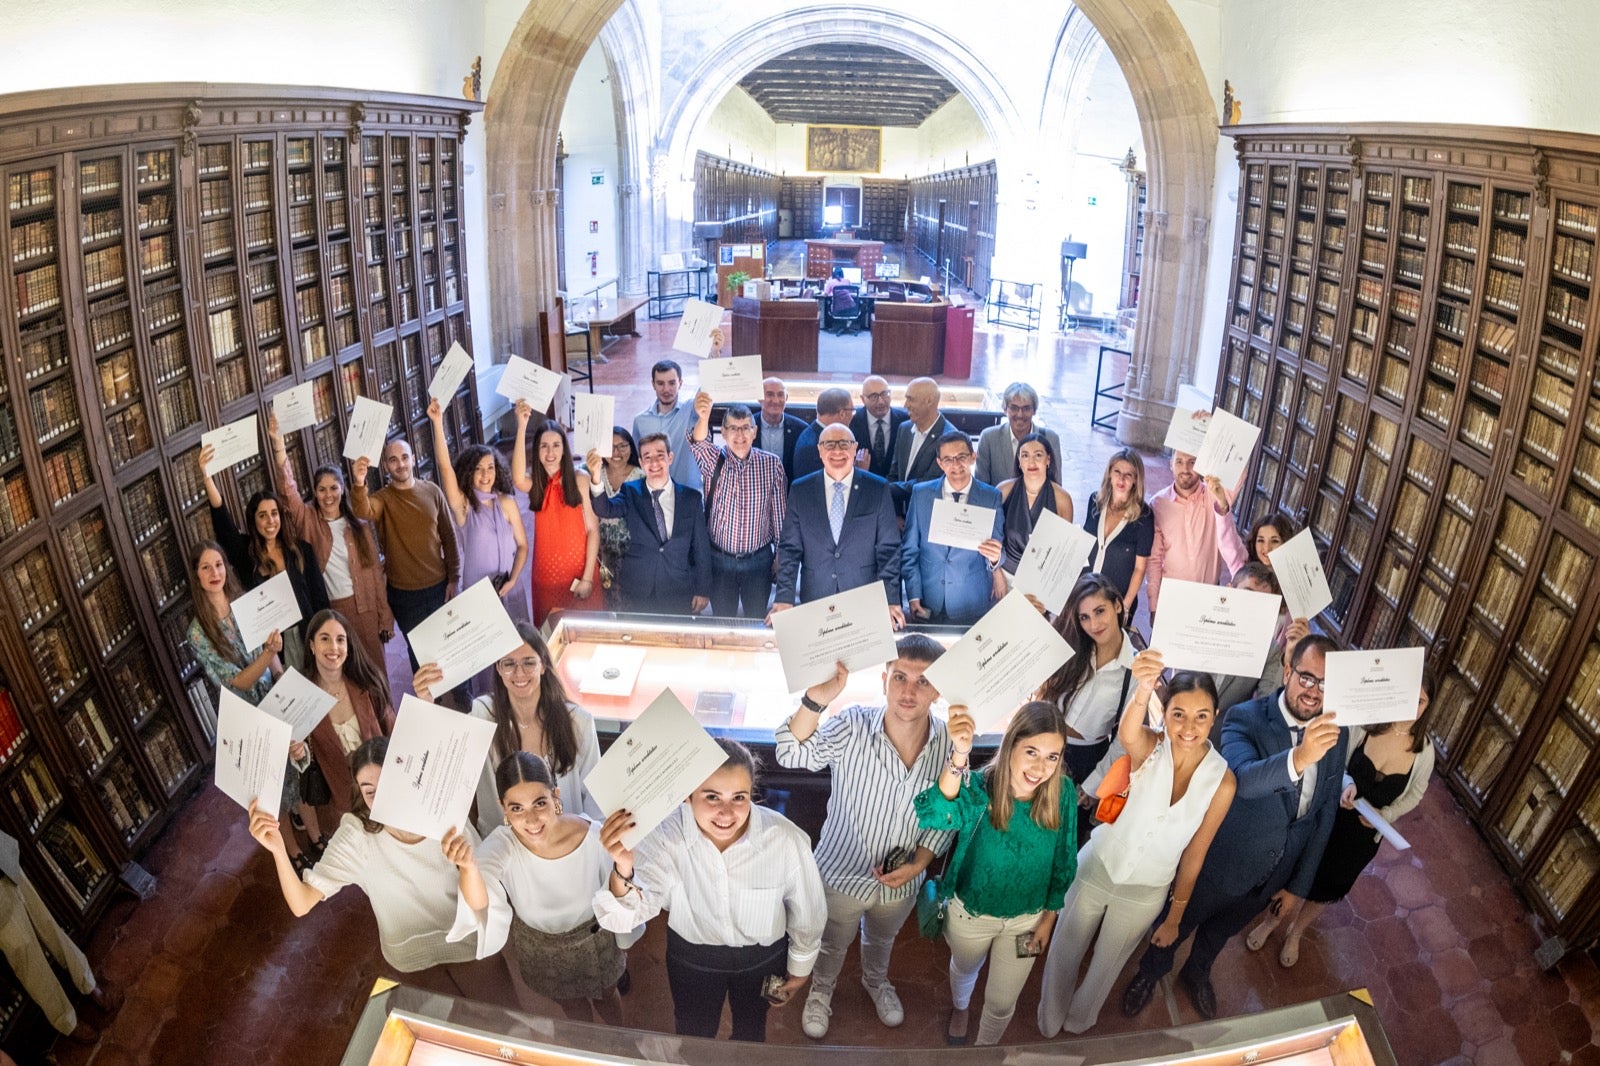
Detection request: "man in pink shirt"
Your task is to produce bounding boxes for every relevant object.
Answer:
[1145,451,1249,618]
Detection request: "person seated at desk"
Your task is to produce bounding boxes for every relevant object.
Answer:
[822,266,848,295]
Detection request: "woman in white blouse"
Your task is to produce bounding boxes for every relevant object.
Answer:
[413,623,601,837]
[246,737,510,1002]
[596,739,826,1043]
[450,752,625,1024]
[1037,574,1138,792]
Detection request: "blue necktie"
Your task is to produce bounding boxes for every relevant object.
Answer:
[829,481,846,543]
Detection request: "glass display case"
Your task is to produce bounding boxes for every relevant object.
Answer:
[340,983,1397,1065]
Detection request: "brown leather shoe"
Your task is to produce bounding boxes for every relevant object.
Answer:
[946,1007,970,1045]
[87,985,123,1015]
[64,1020,99,1046]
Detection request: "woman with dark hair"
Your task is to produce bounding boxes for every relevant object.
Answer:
[200,441,330,671]
[1038,653,1235,1035]
[449,752,626,1024]
[915,701,1076,1045]
[1245,672,1436,967]
[997,433,1076,578]
[267,413,393,670]
[597,739,826,1043]
[246,738,510,1002]
[1245,513,1298,568]
[1038,574,1139,790]
[303,609,393,818]
[597,427,643,609]
[511,401,600,624]
[413,622,601,836]
[427,397,530,635]
[1082,448,1156,613]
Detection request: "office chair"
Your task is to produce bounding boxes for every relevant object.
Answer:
[828,285,863,335]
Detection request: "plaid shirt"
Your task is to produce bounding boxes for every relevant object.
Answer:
[689,438,787,555]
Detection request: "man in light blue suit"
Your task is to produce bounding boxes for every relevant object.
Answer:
[902,431,1006,625]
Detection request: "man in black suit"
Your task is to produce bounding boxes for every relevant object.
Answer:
[756,376,808,484]
[889,376,955,513]
[771,422,904,629]
[792,387,860,482]
[586,432,711,615]
[1122,634,1346,1021]
[849,374,908,479]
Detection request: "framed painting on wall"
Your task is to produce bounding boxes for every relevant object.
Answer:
[807,126,882,173]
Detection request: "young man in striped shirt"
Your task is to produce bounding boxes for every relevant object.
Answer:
[688,392,787,617]
[774,634,955,1039]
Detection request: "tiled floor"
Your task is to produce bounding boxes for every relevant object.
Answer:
[32,294,1600,1063]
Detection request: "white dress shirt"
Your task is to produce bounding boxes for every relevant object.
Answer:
[906,423,933,473]
[1279,694,1316,818]
[590,476,675,536]
[467,697,603,837]
[593,803,827,976]
[1060,638,1138,745]
[450,819,615,957]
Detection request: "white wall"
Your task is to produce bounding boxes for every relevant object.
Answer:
[697,88,778,171]
[559,43,622,293]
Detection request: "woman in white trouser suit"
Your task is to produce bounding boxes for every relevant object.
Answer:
[1037,654,1236,1036]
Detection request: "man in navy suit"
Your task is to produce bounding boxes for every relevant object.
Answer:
[849,375,908,479]
[1122,634,1346,1021]
[792,387,861,482]
[901,431,1006,625]
[889,377,956,514]
[772,422,904,629]
[756,376,808,484]
[586,432,711,616]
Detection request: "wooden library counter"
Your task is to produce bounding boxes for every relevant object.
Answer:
[804,238,885,279]
[872,300,949,376]
[730,296,819,371]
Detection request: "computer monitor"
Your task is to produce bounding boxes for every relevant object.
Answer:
[839,266,863,285]
[876,261,901,278]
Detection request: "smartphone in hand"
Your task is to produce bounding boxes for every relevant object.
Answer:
[1015,933,1043,958]
[760,974,792,1005]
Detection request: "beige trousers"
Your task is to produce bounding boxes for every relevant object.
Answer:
[0,874,94,1034]
[943,896,1043,1046]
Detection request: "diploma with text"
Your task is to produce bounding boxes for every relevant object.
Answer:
[368,694,497,839]
[1147,578,1281,677]
[583,689,729,849]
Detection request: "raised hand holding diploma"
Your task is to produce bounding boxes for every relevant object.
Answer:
[406,577,524,696]
[1011,507,1098,615]
[215,689,291,816]
[1268,528,1333,621]
[369,694,497,839]
[259,667,338,742]
[1163,406,1212,455]
[923,590,1073,731]
[572,390,615,459]
[271,382,317,435]
[428,341,474,404]
[343,396,393,464]
[231,570,302,652]
[494,356,563,414]
[1147,578,1280,676]
[770,583,899,693]
[698,354,764,402]
[928,497,999,552]
[672,298,723,357]
[1323,647,1426,726]
[201,415,260,474]
[1193,407,1260,490]
[584,689,730,850]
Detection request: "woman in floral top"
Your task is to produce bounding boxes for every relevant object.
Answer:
[915,700,1076,1046]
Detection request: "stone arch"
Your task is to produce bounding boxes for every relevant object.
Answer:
[598,6,658,295]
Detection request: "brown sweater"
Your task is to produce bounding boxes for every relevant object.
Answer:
[350,478,461,591]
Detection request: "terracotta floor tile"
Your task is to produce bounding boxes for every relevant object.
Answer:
[1365,914,1420,963]
[1513,1018,1565,1065]
[1409,904,1460,956]
[1386,960,1442,1013]
[1345,874,1397,922]
[1445,894,1499,941]
[1384,1006,1460,1065]
[1490,974,1537,1027]
[1451,991,1510,1047]
[1474,1034,1526,1066]
[1551,1001,1595,1052]
[1467,931,1514,982]
[1432,948,1483,1002]
[1571,1044,1600,1066]
[1382,863,1435,911]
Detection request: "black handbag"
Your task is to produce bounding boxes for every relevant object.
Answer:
[299,755,333,805]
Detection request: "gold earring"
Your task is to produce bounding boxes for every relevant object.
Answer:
[555,798,563,816]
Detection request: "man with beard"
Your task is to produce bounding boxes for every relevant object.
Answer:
[1144,450,1248,620]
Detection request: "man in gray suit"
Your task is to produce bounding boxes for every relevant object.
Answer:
[975,382,1063,486]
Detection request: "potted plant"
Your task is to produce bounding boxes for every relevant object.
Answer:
[726,270,751,296]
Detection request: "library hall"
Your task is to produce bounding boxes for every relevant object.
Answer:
[1,0,1600,1063]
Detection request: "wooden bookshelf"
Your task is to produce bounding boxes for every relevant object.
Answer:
[0,86,481,966]
[1217,125,1600,956]
[1121,155,1146,311]
[907,161,995,296]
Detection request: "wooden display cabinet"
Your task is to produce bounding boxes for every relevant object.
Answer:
[1216,124,1600,955]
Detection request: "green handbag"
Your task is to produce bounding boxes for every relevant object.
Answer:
[916,875,948,938]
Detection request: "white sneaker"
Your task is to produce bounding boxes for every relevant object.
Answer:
[801,989,833,1039]
[866,982,905,1027]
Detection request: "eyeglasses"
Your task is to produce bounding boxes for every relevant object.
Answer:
[1292,670,1326,691]
[497,657,543,675]
[1005,404,1037,415]
[818,440,857,452]
[863,390,890,402]
[723,423,755,435]
[937,452,972,465]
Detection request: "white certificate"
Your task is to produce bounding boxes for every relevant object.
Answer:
[368,694,497,839]
[572,390,616,459]
[699,355,763,403]
[579,644,647,697]
[1147,578,1281,677]
[1193,407,1261,489]
[230,570,303,652]
[770,583,899,693]
[494,355,564,413]
[928,497,998,552]
[1324,647,1426,727]
[201,415,260,474]
[406,577,525,696]
[1163,406,1212,455]
[342,396,393,465]
[922,591,1073,730]
[1011,507,1098,616]
[1269,528,1333,621]
[582,688,729,849]
[428,341,474,404]
[214,688,291,816]
[272,382,316,435]
[258,667,338,743]
[672,298,723,358]
[1353,799,1411,851]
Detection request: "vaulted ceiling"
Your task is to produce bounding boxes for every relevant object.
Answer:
[737,44,960,128]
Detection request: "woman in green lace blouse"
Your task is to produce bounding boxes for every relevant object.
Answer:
[915,700,1076,1046]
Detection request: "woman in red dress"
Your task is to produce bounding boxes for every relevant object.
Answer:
[512,400,601,624]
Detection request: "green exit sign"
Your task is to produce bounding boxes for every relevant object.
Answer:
[592,175,604,185]
[1087,196,1098,205]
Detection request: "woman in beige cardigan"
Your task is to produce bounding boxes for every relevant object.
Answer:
[268,414,393,670]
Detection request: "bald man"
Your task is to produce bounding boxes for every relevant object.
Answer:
[849,375,908,479]
[889,377,955,513]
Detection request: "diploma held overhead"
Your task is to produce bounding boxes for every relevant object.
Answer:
[214,689,291,816]
[770,583,900,693]
[368,694,497,839]
[1146,578,1281,676]
[583,688,729,849]
[406,578,526,696]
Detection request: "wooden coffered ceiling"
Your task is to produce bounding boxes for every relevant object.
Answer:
[737,44,960,128]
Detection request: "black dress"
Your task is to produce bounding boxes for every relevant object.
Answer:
[1001,483,1057,574]
[1306,735,1412,903]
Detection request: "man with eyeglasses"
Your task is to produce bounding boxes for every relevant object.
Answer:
[772,422,903,629]
[792,387,865,482]
[1123,633,1345,1022]
[900,431,1006,625]
[849,375,908,479]
[585,432,711,616]
[975,382,1063,487]
[687,392,787,618]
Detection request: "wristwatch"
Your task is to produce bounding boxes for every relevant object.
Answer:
[799,693,826,714]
